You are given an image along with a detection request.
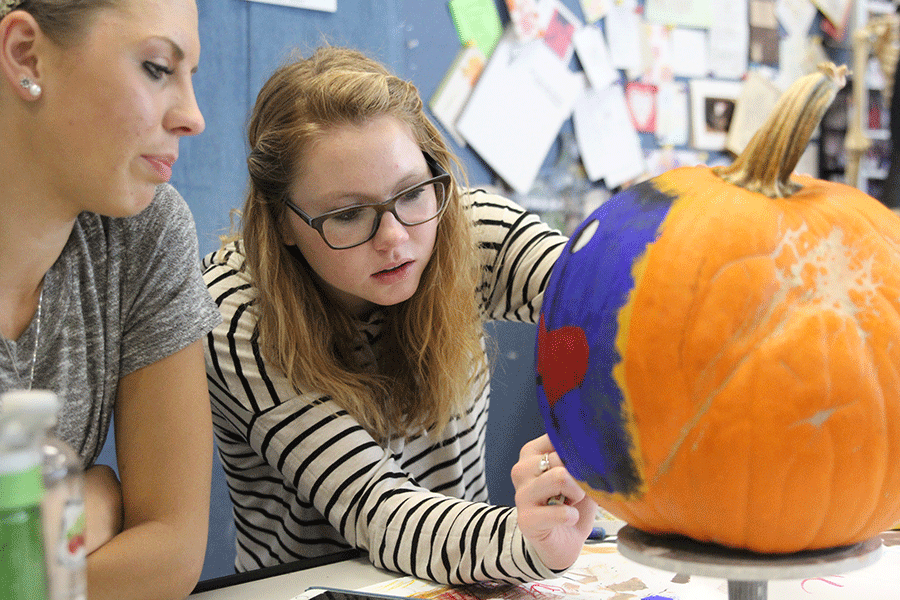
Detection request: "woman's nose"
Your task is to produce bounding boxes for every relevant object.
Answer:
[371,211,409,249]
[165,81,206,137]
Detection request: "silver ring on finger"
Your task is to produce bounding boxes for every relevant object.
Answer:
[539,453,551,474]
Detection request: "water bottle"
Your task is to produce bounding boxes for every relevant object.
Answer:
[3,390,87,600]
[0,394,51,600]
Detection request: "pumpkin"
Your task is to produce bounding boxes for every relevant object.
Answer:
[536,63,900,554]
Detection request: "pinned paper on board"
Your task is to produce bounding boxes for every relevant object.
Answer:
[655,80,690,147]
[725,70,782,155]
[578,0,609,23]
[644,0,713,29]
[505,0,542,41]
[448,0,504,57]
[709,0,749,79]
[749,0,779,67]
[573,25,619,90]
[625,82,658,133]
[671,28,709,78]
[429,45,486,147]
[572,84,645,188]
[456,33,584,194]
[604,0,643,73]
[541,3,580,63]
[244,0,336,11]
[690,78,743,151]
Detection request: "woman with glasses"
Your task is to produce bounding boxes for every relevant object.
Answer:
[203,46,596,583]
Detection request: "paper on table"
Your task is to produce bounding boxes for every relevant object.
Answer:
[572,25,619,91]
[344,540,900,600]
[572,84,645,188]
[456,33,584,194]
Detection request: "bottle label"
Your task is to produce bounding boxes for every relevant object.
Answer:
[57,498,86,568]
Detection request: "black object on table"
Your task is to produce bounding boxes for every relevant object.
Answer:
[191,549,363,595]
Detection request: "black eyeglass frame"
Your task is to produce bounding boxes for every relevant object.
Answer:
[284,154,452,250]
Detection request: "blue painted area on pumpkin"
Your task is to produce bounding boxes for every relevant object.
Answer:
[536,180,675,495]
[642,596,676,600]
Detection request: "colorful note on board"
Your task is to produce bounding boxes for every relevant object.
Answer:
[448,0,503,57]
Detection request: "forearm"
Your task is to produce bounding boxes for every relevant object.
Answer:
[86,519,206,600]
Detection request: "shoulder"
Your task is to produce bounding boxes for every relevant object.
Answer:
[202,240,257,322]
[463,188,529,225]
[203,240,250,287]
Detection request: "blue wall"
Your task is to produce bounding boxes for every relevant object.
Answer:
[102,0,562,581]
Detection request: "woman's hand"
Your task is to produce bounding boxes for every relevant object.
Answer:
[510,434,597,571]
[83,465,124,555]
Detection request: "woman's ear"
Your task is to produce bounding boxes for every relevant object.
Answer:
[0,11,43,101]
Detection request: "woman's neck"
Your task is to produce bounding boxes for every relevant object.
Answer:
[0,182,76,341]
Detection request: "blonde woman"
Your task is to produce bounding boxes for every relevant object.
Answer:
[0,1,219,599]
[204,46,596,583]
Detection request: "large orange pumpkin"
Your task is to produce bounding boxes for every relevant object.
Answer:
[536,63,900,553]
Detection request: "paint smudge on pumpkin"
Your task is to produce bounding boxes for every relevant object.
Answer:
[536,180,675,497]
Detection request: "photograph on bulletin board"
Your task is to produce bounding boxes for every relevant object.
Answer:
[689,79,743,151]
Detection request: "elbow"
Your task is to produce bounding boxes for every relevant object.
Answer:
[170,534,207,599]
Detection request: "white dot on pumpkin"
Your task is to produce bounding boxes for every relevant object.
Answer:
[570,219,600,254]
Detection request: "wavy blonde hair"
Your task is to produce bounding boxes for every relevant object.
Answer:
[237,47,485,441]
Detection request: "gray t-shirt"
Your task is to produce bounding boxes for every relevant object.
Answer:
[0,184,221,467]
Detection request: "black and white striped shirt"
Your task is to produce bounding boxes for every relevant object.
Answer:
[203,191,567,583]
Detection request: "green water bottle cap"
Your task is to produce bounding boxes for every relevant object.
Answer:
[0,455,44,510]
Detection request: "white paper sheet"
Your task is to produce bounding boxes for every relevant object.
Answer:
[644,0,713,29]
[572,84,645,188]
[604,0,642,73]
[244,0,336,12]
[429,45,486,147]
[655,80,690,146]
[331,542,900,600]
[725,70,783,155]
[573,25,619,90]
[456,33,584,194]
[671,27,709,79]
[708,0,749,79]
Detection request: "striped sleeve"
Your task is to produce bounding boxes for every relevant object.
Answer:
[469,191,568,323]
[202,244,560,583]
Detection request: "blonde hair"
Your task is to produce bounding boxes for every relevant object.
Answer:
[237,46,485,441]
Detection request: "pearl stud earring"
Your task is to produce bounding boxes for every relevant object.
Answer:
[19,77,41,98]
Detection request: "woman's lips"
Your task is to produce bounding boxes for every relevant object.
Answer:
[373,261,413,282]
[143,155,176,182]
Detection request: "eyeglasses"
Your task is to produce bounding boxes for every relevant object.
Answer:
[285,154,452,250]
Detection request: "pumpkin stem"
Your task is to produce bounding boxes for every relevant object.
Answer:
[714,62,848,198]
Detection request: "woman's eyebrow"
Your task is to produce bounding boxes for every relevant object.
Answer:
[152,36,200,74]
